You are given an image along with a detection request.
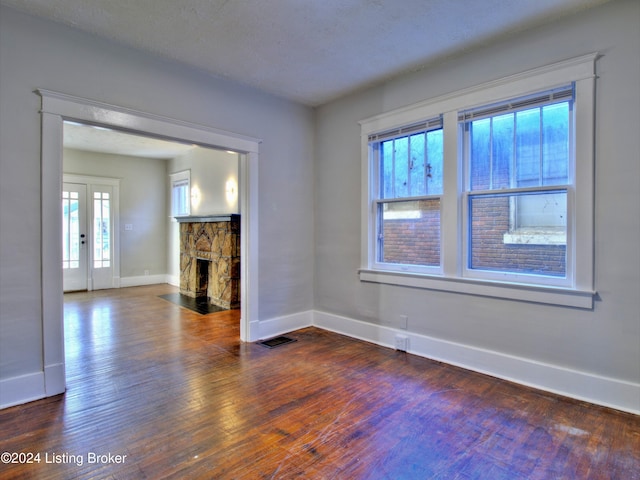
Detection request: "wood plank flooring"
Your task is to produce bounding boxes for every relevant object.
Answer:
[1,284,638,479]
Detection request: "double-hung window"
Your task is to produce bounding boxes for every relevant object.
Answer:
[461,86,574,286]
[170,170,191,217]
[371,118,443,273]
[360,54,597,308]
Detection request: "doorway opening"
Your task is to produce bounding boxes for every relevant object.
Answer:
[39,89,261,399]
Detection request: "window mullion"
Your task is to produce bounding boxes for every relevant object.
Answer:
[441,110,459,277]
[539,107,543,186]
[489,118,494,190]
[512,114,517,188]
[391,140,396,198]
[424,131,429,195]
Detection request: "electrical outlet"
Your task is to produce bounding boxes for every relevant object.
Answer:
[399,315,408,329]
[144,270,150,276]
[394,334,409,352]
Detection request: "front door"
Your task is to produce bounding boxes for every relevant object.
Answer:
[90,185,114,290]
[63,183,88,292]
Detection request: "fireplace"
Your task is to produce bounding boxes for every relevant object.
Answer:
[177,215,240,309]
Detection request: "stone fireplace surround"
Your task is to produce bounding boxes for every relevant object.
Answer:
[177,215,240,310]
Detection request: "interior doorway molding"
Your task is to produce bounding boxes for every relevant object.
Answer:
[38,89,261,398]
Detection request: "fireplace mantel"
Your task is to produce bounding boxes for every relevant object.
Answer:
[175,214,240,223]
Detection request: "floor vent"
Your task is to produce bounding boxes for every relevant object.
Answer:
[259,336,297,349]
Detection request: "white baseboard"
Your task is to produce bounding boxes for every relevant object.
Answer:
[119,274,168,288]
[5,308,636,414]
[313,310,640,415]
[258,310,314,340]
[44,362,66,396]
[0,372,45,409]
[166,275,180,287]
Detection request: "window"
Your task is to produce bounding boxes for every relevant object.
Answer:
[359,54,597,308]
[170,170,190,217]
[371,118,443,272]
[461,86,573,283]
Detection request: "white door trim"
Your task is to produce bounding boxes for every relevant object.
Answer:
[39,89,261,398]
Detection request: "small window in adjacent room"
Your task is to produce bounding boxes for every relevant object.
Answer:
[170,170,190,217]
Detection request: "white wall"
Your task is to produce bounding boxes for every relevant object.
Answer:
[167,147,240,283]
[64,148,168,280]
[0,6,314,406]
[314,0,640,412]
[169,147,239,216]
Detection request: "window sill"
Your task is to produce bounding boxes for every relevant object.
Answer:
[503,228,566,245]
[358,269,595,309]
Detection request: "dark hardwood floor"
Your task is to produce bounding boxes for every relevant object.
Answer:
[1,284,638,479]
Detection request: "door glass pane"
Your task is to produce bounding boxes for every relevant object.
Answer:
[93,192,111,269]
[62,191,80,269]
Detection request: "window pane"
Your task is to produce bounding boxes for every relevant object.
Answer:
[378,199,440,267]
[62,193,80,269]
[516,109,541,187]
[469,100,570,191]
[171,177,190,216]
[380,129,443,199]
[381,141,394,198]
[394,137,409,198]
[93,193,110,269]
[542,103,569,185]
[469,192,566,277]
[491,113,514,189]
[470,119,491,190]
[426,129,443,195]
[409,133,426,197]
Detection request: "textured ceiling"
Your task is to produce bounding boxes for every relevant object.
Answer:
[1,0,611,106]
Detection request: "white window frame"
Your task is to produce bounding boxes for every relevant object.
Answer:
[170,170,191,218]
[460,87,574,288]
[371,119,444,275]
[359,53,597,308]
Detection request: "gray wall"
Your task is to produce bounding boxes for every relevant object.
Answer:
[1,0,638,410]
[314,0,640,386]
[64,148,168,279]
[0,6,314,382]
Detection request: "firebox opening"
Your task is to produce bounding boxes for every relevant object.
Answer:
[196,258,209,301]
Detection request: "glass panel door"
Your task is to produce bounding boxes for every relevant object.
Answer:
[90,185,114,290]
[93,191,111,269]
[62,183,88,291]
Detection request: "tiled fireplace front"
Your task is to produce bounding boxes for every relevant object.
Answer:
[177,215,240,310]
